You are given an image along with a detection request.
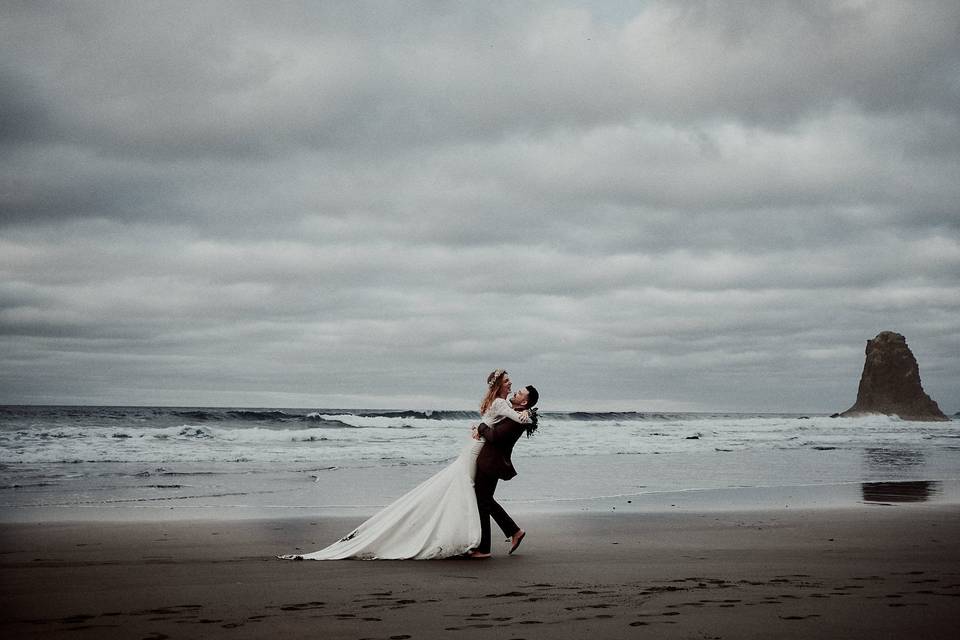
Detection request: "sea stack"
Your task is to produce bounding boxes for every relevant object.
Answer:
[841,331,948,421]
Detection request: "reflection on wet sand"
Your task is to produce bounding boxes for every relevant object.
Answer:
[864,447,925,470]
[861,480,941,503]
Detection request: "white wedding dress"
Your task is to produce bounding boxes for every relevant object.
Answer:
[280,398,526,560]
[281,439,483,560]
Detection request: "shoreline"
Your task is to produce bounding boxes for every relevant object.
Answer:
[2,504,959,639]
[3,477,958,523]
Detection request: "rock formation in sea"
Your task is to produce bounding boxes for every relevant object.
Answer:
[841,331,948,421]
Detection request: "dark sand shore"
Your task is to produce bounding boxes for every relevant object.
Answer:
[2,505,959,639]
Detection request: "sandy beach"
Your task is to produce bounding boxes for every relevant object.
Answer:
[2,503,959,639]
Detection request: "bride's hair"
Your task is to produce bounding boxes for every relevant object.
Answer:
[479,369,508,414]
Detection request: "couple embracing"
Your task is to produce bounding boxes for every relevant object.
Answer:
[281,369,539,560]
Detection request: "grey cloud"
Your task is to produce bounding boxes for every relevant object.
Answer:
[1,1,957,412]
[621,1,960,123]
[0,66,56,145]
[5,1,958,162]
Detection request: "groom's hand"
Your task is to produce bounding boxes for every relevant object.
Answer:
[471,425,482,441]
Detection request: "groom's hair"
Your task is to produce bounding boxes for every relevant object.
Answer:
[525,385,539,408]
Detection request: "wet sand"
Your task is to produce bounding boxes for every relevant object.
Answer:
[2,505,959,639]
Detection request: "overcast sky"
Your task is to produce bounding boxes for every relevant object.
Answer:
[1,1,958,413]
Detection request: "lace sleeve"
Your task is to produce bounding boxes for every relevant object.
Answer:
[491,397,530,423]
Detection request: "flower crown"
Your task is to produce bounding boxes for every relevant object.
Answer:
[487,368,506,387]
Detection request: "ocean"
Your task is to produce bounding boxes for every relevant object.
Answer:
[1,405,958,522]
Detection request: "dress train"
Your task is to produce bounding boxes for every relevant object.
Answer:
[280,439,483,560]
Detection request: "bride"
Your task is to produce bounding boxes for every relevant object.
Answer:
[279,369,538,560]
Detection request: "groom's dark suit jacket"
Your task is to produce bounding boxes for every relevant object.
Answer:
[476,418,526,481]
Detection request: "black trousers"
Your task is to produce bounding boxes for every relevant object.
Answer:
[474,469,519,554]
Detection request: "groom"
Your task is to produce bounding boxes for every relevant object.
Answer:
[470,384,539,558]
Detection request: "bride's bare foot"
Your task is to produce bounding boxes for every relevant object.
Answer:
[468,551,491,558]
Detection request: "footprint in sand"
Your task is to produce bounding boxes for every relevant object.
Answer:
[142,604,203,616]
[278,601,325,611]
[564,603,613,611]
[57,614,97,624]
